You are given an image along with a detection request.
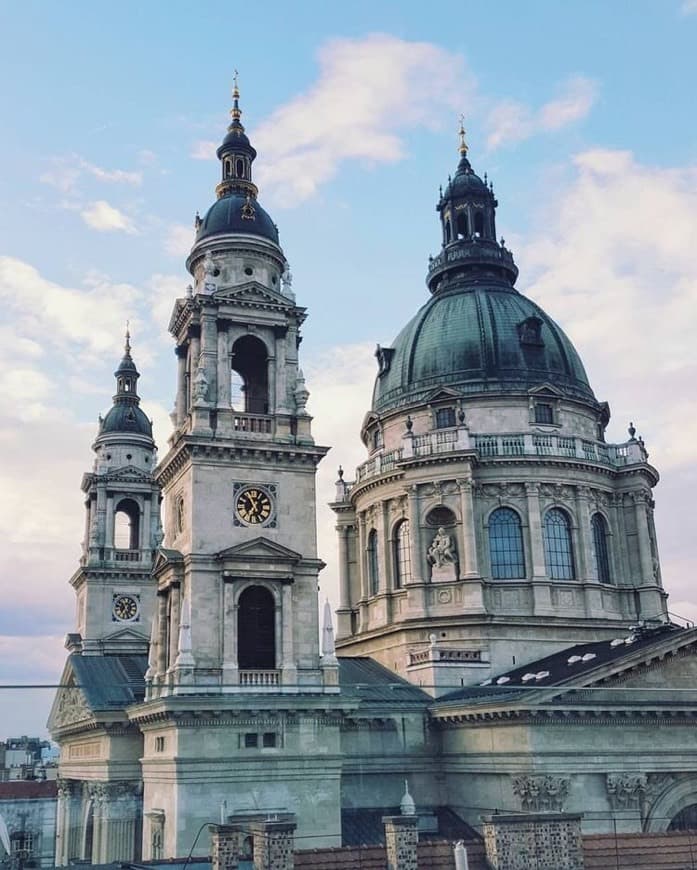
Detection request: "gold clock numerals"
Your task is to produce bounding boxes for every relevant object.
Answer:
[113,594,138,621]
[235,487,273,526]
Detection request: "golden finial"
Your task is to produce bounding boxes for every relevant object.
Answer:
[458,114,468,156]
[124,320,131,355]
[231,70,241,122]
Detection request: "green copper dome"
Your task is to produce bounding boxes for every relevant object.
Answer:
[372,141,597,414]
[372,281,595,413]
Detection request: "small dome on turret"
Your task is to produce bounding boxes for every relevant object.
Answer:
[98,329,153,440]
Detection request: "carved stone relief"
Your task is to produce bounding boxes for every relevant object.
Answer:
[512,774,569,812]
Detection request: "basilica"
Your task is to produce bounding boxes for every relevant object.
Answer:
[48,83,697,864]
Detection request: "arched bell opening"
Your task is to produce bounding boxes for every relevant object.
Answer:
[114,498,140,550]
[230,335,269,414]
[237,585,276,669]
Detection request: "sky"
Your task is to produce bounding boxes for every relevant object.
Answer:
[1,0,696,738]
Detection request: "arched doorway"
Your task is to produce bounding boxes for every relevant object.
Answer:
[238,586,275,669]
[230,335,269,414]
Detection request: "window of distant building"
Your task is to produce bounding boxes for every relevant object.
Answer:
[435,407,456,429]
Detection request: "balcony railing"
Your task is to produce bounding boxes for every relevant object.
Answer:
[338,430,649,499]
[239,669,280,687]
[232,413,272,434]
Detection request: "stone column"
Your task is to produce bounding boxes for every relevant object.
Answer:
[383,815,418,870]
[526,483,552,614]
[100,782,141,864]
[481,812,584,870]
[105,494,115,549]
[156,593,168,675]
[281,583,297,685]
[407,486,422,583]
[200,311,218,399]
[210,824,243,870]
[275,327,289,413]
[267,351,277,416]
[168,584,181,671]
[56,780,79,866]
[357,512,369,631]
[222,579,239,688]
[380,500,391,594]
[175,345,188,425]
[457,478,479,577]
[525,483,546,580]
[336,524,352,638]
[188,334,201,407]
[574,486,591,581]
[217,323,231,405]
[609,493,627,587]
[142,497,151,552]
[633,491,655,584]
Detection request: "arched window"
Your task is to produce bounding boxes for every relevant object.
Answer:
[393,521,411,588]
[236,158,245,178]
[114,498,139,550]
[238,586,275,669]
[445,221,452,243]
[230,335,269,415]
[591,513,612,583]
[669,804,697,831]
[489,508,525,579]
[367,529,379,595]
[474,212,484,237]
[456,212,469,239]
[435,407,456,429]
[543,508,575,580]
[224,160,232,179]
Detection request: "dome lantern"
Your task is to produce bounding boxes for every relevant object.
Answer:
[428,122,518,293]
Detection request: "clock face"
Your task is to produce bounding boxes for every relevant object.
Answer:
[235,486,273,526]
[112,594,139,622]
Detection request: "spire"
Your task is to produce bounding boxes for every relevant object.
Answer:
[458,114,468,156]
[114,324,140,398]
[229,69,243,129]
[96,326,153,441]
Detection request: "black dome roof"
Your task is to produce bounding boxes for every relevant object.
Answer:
[372,281,596,414]
[196,193,279,244]
[101,403,153,437]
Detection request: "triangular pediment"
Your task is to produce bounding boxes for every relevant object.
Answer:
[426,387,461,403]
[215,281,294,308]
[216,536,302,564]
[47,660,94,734]
[528,383,564,398]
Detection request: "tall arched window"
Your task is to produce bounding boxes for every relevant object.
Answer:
[591,513,612,583]
[367,529,379,595]
[488,508,525,579]
[114,498,140,550]
[474,211,484,236]
[543,508,575,580]
[238,586,275,669]
[456,212,469,239]
[393,521,411,588]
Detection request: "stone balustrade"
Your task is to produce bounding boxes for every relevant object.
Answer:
[239,669,281,687]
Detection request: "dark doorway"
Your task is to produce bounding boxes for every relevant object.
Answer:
[238,586,275,669]
[230,335,269,415]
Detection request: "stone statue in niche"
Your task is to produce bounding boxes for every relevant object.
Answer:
[428,527,457,582]
[202,252,218,294]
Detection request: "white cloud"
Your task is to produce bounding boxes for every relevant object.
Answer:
[252,34,470,206]
[520,147,697,472]
[0,256,142,358]
[81,199,137,233]
[40,156,142,192]
[486,76,598,150]
[164,222,195,257]
[681,0,697,13]
[190,140,218,161]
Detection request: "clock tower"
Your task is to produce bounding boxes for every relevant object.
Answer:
[128,83,340,859]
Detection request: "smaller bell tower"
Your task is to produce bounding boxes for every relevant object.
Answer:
[72,330,161,655]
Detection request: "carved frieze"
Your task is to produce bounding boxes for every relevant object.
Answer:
[606,774,647,809]
[512,774,569,812]
[54,685,92,727]
[479,483,526,500]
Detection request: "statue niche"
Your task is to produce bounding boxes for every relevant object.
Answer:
[426,510,458,582]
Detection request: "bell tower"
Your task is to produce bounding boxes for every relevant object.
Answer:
[146,80,331,698]
[72,330,161,655]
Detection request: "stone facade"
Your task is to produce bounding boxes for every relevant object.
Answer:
[482,813,585,870]
[383,815,418,870]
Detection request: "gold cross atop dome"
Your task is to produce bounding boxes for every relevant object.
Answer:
[458,115,468,156]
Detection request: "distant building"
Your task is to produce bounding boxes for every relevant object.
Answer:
[0,780,57,868]
[48,85,697,865]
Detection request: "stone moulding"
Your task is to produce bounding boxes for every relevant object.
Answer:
[511,774,570,812]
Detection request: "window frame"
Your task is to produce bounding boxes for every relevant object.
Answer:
[543,507,576,581]
[488,507,526,580]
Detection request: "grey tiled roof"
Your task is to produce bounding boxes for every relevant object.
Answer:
[71,653,147,711]
[337,657,431,704]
